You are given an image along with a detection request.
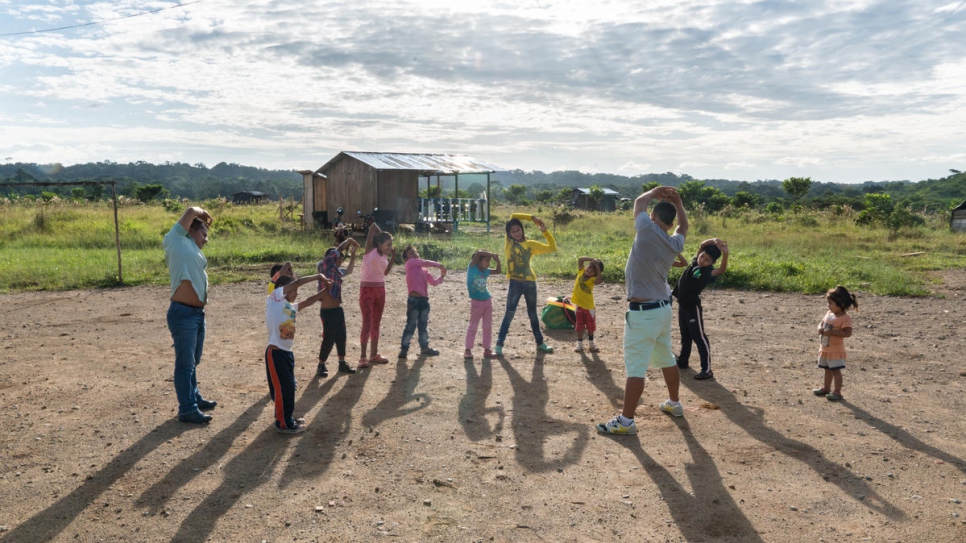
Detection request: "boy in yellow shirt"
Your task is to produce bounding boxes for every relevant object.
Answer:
[572,257,603,352]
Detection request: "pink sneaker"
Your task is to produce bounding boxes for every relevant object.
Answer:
[357,357,370,369]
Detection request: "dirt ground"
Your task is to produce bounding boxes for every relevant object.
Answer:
[1,266,965,543]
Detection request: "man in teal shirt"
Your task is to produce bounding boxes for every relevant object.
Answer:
[163,206,217,424]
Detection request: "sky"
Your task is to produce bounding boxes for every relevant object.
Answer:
[1,0,964,184]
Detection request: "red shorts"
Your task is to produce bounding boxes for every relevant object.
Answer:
[575,307,596,333]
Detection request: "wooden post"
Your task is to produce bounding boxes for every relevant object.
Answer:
[111,181,123,284]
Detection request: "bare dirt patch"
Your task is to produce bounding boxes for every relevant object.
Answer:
[1,269,965,542]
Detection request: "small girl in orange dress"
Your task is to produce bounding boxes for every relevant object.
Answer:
[812,286,858,401]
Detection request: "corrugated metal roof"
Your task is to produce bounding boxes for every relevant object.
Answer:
[573,187,621,195]
[323,152,503,174]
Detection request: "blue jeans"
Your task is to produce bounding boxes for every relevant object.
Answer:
[167,301,206,416]
[497,280,543,346]
[400,295,431,352]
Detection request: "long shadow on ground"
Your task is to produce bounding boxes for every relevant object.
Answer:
[606,420,766,543]
[459,357,506,442]
[498,357,589,473]
[3,419,193,542]
[359,356,431,430]
[843,401,966,474]
[278,370,371,488]
[172,373,359,540]
[578,350,624,408]
[681,378,906,519]
[134,397,271,513]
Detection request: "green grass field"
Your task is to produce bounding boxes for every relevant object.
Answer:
[1,200,964,296]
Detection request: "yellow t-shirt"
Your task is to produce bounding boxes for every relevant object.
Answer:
[571,270,597,310]
[504,214,557,281]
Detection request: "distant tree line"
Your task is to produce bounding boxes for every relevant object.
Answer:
[0,161,302,202]
[2,161,963,218]
[490,169,966,214]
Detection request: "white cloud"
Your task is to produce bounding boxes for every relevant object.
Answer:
[0,0,964,182]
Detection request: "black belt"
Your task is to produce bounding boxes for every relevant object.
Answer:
[628,299,671,311]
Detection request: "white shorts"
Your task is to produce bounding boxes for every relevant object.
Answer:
[623,304,676,378]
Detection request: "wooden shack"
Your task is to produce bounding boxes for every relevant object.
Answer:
[570,187,621,211]
[232,190,268,204]
[299,152,502,231]
[952,200,966,232]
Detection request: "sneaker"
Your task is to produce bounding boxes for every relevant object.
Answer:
[464,349,473,360]
[357,357,371,369]
[494,345,503,356]
[421,348,440,357]
[812,387,828,396]
[197,399,218,411]
[588,341,600,353]
[275,421,306,434]
[178,411,213,424]
[370,354,389,364]
[596,415,637,435]
[574,342,584,352]
[316,362,329,378]
[537,343,554,353]
[338,361,356,374]
[694,370,714,380]
[826,392,844,401]
[397,351,408,359]
[658,400,684,417]
[483,349,498,359]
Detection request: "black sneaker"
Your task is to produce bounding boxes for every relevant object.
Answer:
[317,362,329,378]
[178,411,213,424]
[694,371,714,380]
[421,348,440,357]
[398,350,408,359]
[197,399,218,411]
[338,361,356,374]
[275,421,306,434]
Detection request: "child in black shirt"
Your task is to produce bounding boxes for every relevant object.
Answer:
[672,238,729,380]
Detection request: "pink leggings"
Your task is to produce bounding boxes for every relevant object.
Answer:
[359,286,386,345]
[465,298,493,350]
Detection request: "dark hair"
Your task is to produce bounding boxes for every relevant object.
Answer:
[596,259,605,273]
[373,232,393,248]
[402,244,417,260]
[505,218,526,240]
[275,275,295,288]
[826,285,858,311]
[270,263,283,277]
[653,201,676,226]
[189,217,208,232]
[702,245,722,262]
[333,228,350,244]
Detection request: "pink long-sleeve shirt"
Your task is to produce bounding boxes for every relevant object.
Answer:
[405,258,444,297]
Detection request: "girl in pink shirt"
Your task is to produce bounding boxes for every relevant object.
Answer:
[812,285,858,401]
[398,245,446,358]
[357,223,395,368]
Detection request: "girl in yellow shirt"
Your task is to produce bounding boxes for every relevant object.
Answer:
[495,213,557,355]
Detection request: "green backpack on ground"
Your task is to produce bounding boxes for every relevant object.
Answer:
[541,297,576,330]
